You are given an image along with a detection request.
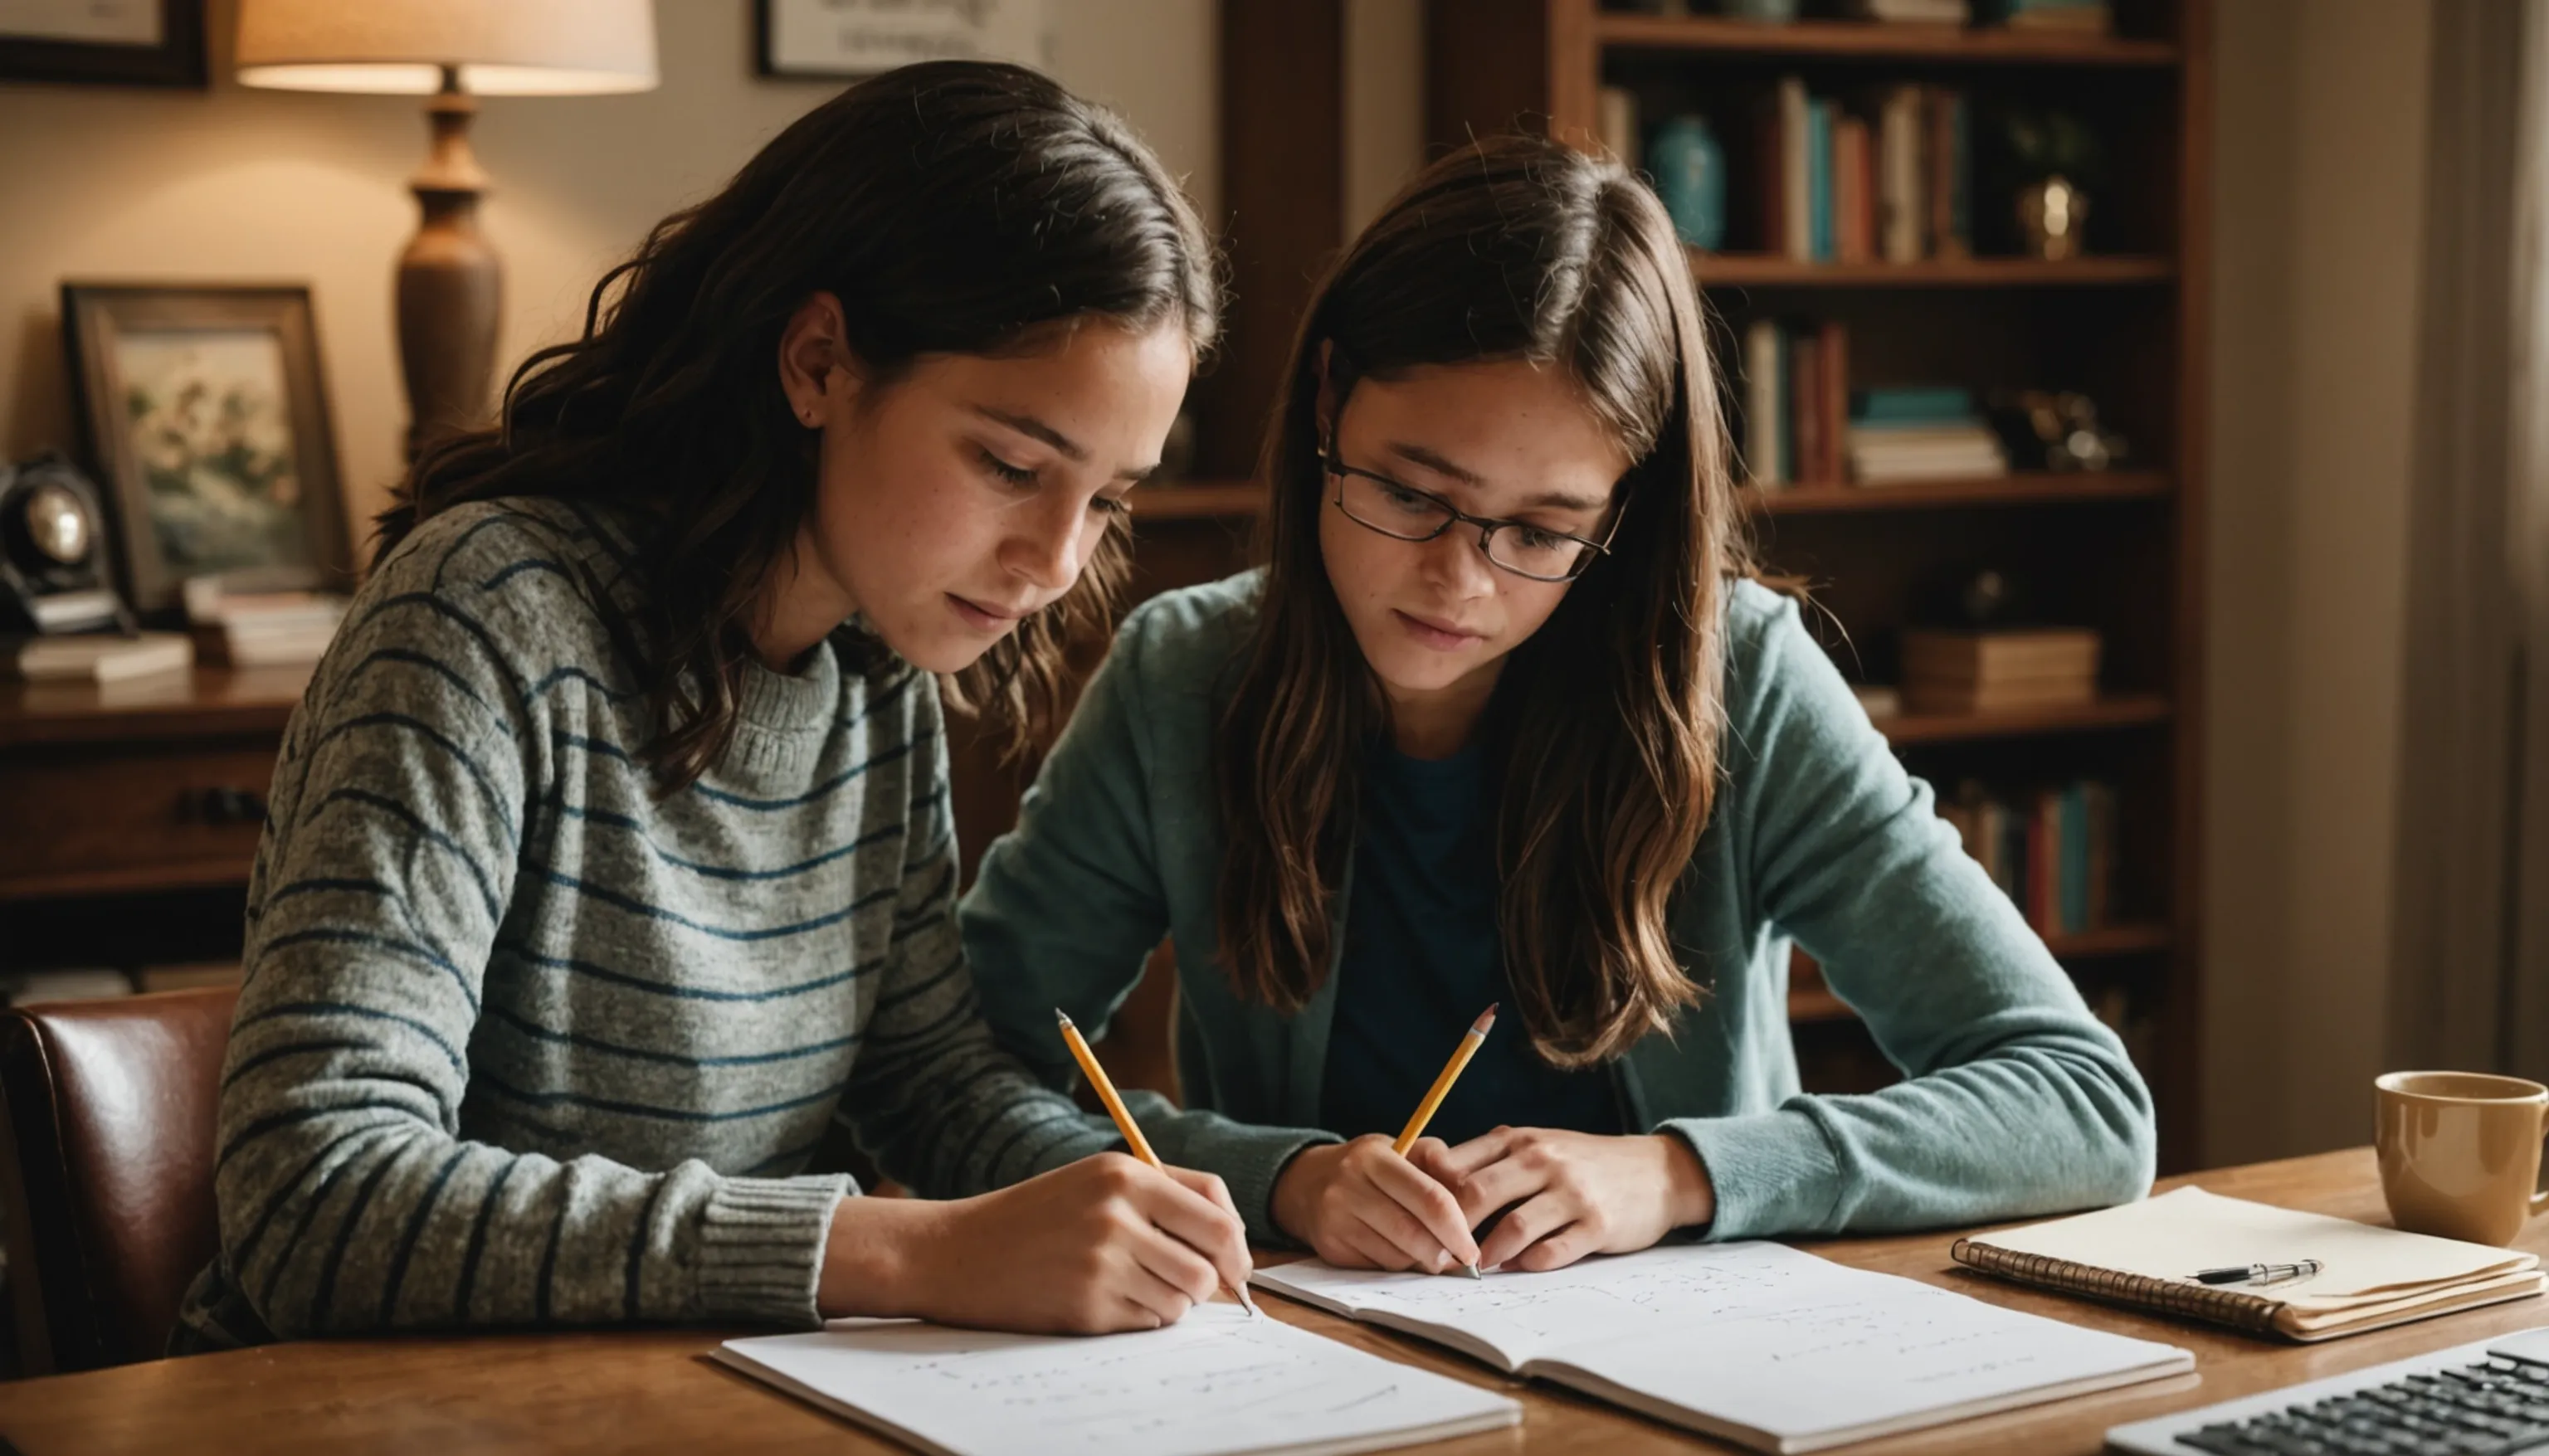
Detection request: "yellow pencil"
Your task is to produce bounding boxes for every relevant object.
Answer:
[1395,1003,1498,1278]
[1055,1009,1260,1317]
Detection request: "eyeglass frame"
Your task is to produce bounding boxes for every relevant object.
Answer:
[1318,448,1621,582]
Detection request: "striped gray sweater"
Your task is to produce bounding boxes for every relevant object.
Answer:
[175,498,1119,1349]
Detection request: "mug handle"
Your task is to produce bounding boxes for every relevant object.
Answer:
[2537,1113,2549,1217]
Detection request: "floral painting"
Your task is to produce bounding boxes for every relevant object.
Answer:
[111,327,314,577]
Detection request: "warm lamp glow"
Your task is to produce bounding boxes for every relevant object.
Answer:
[234,0,658,96]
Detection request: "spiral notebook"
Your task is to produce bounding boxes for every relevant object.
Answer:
[1950,1186,2546,1342]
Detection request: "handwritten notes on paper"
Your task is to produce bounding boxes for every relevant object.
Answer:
[1255,1243,2195,1454]
[715,1304,1520,1456]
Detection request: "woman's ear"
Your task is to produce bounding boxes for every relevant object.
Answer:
[777,291,859,428]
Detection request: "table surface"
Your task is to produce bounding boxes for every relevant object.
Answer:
[2,1147,2541,1455]
[0,665,310,748]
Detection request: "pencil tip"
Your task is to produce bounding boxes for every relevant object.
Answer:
[1054,1008,1073,1027]
[1464,1262,1483,1280]
[1472,1003,1499,1034]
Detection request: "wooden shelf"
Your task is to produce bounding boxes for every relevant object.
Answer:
[1595,15,2178,66]
[1878,694,2170,746]
[1749,472,2170,514]
[1128,481,1264,521]
[1693,252,2173,288]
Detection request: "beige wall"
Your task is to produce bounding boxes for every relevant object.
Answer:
[0,0,1216,558]
[2205,0,2434,1164]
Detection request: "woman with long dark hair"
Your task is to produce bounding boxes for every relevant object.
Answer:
[177,61,1250,1349]
[961,134,2153,1275]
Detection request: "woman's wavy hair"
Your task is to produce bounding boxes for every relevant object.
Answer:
[1215,134,1750,1069]
[376,61,1218,786]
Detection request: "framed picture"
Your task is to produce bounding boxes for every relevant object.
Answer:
[61,283,350,612]
[0,0,207,88]
[756,0,1044,80]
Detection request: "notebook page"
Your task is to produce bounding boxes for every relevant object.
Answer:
[1257,1243,1947,1368]
[1971,1186,2537,1309]
[715,1304,1521,1456]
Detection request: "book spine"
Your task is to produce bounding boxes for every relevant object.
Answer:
[1949,1239,2288,1338]
[1744,319,1781,486]
[1781,78,1812,261]
[1809,98,1835,262]
[1775,324,1796,485]
[2062,782,2088,934]
[1791,330,1823,485]
[1819,319,1849,485]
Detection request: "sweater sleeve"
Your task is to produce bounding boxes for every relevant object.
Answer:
[205,519,845,1342]
[1665,592,2157,1239]
[831,688,1123,1197]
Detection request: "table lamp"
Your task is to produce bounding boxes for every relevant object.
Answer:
[235,1,659,456]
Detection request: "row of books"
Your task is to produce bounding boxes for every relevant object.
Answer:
[1938,779,2116,937]
[1736,320,2009,486]
[183,577,348,667]
[1762,77,1971,264]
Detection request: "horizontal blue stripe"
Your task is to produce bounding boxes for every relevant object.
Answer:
[539,791,906,882]
[695,736,921,810]
[526,663,634,704]
[480,1002,860,1068]
[297,786,502,925]
[495,939,885,1002]
[217,1098,437,1175]
[262,927,482,1015]
[476,557,578,594]
[871,947,967,1013]
[473,1069,846,1125]
[340,648,494,718]
[312,711,519,848]
[232,997,469,1077]
[518,860,896,942]
[350,592,525,717]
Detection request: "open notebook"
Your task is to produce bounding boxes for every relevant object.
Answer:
[1252,1242,2191,1455]
[1951,1186,2546,1341]
[714,1303,1519,1456]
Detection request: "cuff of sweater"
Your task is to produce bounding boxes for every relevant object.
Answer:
[1665,1107,1842,1241]
[695,1174,854,1327]
[1197,1125,1342,1245]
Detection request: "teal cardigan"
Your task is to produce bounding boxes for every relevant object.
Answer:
[957,572,2154,1244]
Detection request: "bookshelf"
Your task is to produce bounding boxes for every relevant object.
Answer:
[1429,0,2210,1169]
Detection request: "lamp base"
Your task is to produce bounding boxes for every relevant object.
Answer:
[397,75,501,460]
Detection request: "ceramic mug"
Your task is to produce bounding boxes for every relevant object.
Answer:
[2374,1070,2549,1246]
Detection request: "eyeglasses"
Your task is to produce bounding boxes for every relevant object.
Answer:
[1323,454,1616,582]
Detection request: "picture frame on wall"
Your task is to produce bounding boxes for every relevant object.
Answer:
[0,0,207,88]
[61,283,350,613]
[756,0,1045,80]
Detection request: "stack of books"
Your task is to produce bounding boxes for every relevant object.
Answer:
[1985,0,2113,35]
[1846,386,2008,484]
[1847,0,1971,22]
[184,579,348,667]
[1758,78,1970,265]
[1738,318,1848,487]
[1938,778,2116,937]
[0,631,193,684]
[1901,626,2099,712]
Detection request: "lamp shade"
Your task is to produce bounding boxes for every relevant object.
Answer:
[236,0,658,95]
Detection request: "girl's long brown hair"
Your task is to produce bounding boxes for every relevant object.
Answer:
[1215,135,1746,1069]
[375,62,1218,786]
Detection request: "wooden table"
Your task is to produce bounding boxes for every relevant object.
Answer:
[1,1147,2539,1454]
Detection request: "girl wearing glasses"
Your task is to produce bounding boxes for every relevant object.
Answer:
[959,134,2153,1275]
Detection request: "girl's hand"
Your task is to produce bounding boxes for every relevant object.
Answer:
[1270,1134,1484,1273]
[1413,1127,1715,1272]
[819,1152,1253,1333]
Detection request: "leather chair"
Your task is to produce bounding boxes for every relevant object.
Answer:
[0,986,236,1374]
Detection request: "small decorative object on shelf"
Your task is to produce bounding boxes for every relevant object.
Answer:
[1989,389,2129,472]
[1722,0,1802,22]
[1994,105,2101,258]
[1845,0,1973,25]
[1648,114,1728,251]
[1597,85,1641,168]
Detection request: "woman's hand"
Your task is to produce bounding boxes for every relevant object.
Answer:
[819,1152,1253,1334]
[1413,1127,1715,1272]
[1270,1134,1483,1273]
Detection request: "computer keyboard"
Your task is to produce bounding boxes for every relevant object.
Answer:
[2106,1327,2549,1455]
